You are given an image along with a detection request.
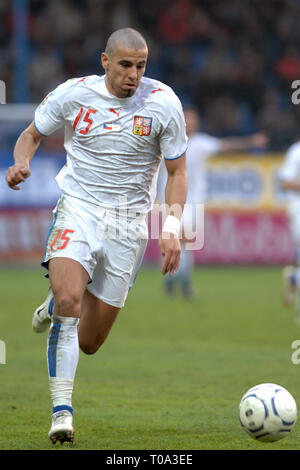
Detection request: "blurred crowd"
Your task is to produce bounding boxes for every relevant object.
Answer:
[2,0,300,150]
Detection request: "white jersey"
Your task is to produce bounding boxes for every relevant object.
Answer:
[278,141,300,212]
[157,132,221,205]
[34,75,187,214]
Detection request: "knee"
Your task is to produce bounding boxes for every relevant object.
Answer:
[54,291,82,317]
[79,336,105,355]
[80,344,99,355]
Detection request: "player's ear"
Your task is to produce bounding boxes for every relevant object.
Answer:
[101,52,109,71]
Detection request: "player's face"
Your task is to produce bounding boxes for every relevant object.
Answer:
[184,110,200,136]
[102,46,148,98]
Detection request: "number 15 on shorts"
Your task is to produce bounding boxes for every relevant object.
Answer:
[50,229,74,251]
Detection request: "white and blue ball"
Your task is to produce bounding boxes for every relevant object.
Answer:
[239,383,297,442]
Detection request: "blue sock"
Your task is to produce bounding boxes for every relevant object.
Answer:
[47,316,79,415]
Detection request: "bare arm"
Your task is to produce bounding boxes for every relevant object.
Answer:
[6,121,44,190]
[280,179,300,192]
[164,155,187,211]
[159,154,187,276]
[219,132,269,153]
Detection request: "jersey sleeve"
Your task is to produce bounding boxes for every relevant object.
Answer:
[159,94,188,160]
[34,80,73,136]
[278,147,300,181]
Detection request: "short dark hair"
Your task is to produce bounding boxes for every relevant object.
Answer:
[105,28,148,57]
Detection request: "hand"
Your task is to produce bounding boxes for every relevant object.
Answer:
[6,162,31,190]
[159,232,181,276]
[250,132,269,149]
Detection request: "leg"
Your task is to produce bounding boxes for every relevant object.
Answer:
[282,215,300,319]
[178,242,195,299]
[282,235,300,312]
[282,265,297,306]
[78,289,120,355]
[49,257,90,318]
[77,224,147,350]
[164,229,194,299]
[165,272,177,297]
[293,242,300,321]
[178,227,196,299]
[47,257,89,444]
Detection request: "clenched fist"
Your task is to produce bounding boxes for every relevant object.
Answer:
[6,162,31,190]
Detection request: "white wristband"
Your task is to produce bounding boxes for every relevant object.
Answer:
[162,215,181,237]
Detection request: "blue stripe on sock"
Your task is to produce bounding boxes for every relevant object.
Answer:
[47,323,61,377]
[53,405,73,415]
[48,298,54,316]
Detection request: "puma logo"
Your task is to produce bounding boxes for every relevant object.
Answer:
[109,108,122,118]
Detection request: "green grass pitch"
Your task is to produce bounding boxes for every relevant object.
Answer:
[0,264,300,450]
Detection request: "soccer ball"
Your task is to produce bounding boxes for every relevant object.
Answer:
[238,383,297,442]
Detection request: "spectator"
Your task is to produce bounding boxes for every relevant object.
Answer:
[3,0,300,148]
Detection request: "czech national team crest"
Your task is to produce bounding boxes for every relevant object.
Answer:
[133,116,152,136]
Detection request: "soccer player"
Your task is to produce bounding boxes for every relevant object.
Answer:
[157,106,268,299]
[5,28,188,444]
[278,140,300,318]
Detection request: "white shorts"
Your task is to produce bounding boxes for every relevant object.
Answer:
[42,195,148,308]
[287,202,300,246]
